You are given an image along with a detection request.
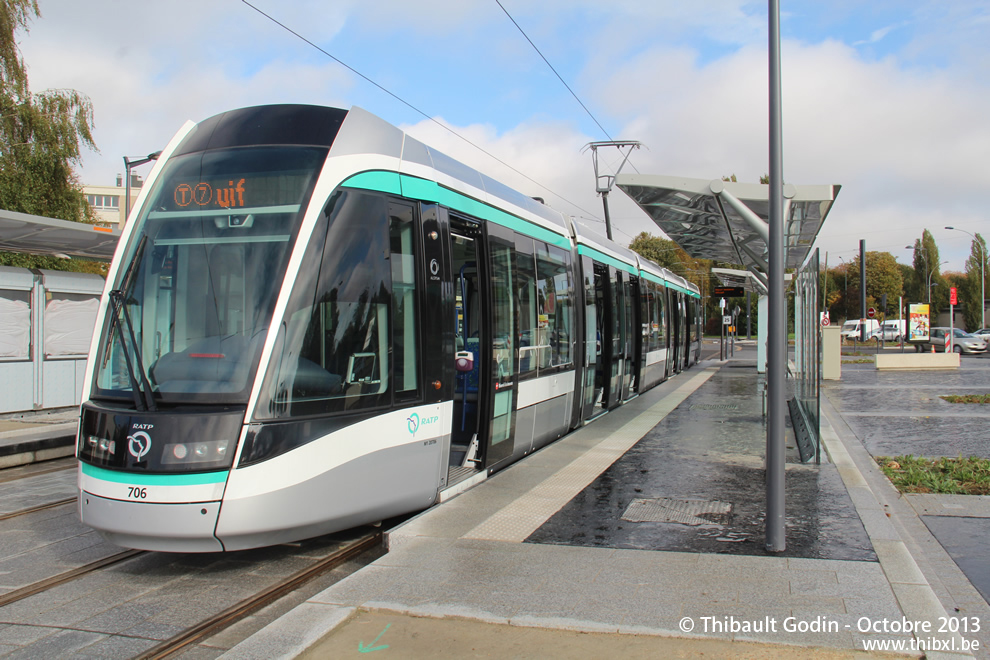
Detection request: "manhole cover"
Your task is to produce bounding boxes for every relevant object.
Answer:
[621,498,733,525]
[690,404,739,411]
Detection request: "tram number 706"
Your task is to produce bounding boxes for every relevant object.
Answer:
[127,486,148,499]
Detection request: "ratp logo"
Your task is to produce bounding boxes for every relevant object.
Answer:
[407,413,420,434]
[127,430,152,460]
[406,412,439,436]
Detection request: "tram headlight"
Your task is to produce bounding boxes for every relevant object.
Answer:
[162,439,236,468]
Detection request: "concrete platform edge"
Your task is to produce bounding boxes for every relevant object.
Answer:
[820,398,974,657]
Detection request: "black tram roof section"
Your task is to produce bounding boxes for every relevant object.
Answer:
[173,105,349,156]
[0,208,120,260]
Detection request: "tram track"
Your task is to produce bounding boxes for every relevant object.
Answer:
[136,530,383,659]
[0,496,76,522]
[0,549,144,608]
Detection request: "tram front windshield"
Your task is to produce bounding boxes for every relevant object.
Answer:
[93,146,326,405]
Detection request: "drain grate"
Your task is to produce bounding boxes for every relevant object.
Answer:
[621,498,733,525]
[690,404,739,411]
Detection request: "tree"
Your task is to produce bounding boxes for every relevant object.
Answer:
[847,251,904,319]
[0,0,100,272]
[960,233,987,332]
[909,230,947,310]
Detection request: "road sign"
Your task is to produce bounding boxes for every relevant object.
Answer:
[723,315,732,325]
[867,307,876,318]
[945,332,951,351]
[950,287,958,305]
[822,316,830,327]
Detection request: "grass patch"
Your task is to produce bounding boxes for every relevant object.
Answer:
[941,394,990,404]
[842,358,874,364]
[875,455,990,495]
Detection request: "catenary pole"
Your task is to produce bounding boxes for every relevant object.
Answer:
[766,0,786,552]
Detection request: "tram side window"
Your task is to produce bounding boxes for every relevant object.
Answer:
[514,235,538,375]
[515,235,573,376]
[389,202,419,401]
[535,243,572,369]
[261,190,408,417]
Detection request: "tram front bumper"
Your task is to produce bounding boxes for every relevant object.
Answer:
[79,491,224,553]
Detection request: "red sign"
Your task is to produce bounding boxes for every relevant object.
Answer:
[950,287,958,305]
[867,307,876,318]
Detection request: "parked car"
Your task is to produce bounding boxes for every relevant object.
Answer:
[922,327,988,354]
[840,319,880,341]
[973,328,990,341]
[869,320,906,341]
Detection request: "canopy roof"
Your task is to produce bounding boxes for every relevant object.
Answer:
[616,174,839,282]
[0,209,119,260]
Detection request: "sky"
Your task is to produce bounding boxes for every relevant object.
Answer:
[17,0,990,273]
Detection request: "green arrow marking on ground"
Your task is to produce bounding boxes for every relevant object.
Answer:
[358,623,391,653]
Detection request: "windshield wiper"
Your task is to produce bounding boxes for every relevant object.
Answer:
[107,290,157,412]
[105,234,157,411]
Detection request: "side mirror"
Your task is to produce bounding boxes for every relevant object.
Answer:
[455,351,474,373]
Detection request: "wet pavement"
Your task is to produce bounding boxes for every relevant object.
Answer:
[921,516,990,604]
[826,360,990,459]
[527,359,876,561]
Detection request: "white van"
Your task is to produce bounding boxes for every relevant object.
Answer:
[871,320,906,341]
[840,319,880,340]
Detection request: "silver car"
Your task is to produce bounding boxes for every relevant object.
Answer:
[928,327,988,354]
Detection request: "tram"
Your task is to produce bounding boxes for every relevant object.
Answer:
[76,105,702,552]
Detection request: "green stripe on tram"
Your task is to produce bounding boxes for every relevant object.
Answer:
[81,463,227,486]
[341,171,571,250]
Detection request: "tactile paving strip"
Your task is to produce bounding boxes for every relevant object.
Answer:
[463,367,718,542]
[621,497,732,525]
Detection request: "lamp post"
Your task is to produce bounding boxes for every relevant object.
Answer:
[123,151,162,220]
[945,226,986,331]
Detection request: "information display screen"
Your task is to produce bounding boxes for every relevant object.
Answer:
[164,171,315,213]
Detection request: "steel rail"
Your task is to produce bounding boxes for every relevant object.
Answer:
[0,497,76,522]
[137,530,383,660]
[0,549,144,608]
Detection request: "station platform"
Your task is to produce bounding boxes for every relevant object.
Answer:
[220,344,990,658]
[0,408,77,468]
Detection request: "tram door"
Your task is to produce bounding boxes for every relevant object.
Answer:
[446,214,516,476]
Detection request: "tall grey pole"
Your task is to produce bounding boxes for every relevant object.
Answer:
[601,190,614,241]
[859,240,867,341]
[746,290,752,339]
[766,0,786,553]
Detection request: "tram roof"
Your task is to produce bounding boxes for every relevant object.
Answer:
[616,174,839,279]
[0,208,120,260]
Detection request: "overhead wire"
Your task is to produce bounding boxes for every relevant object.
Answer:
[240,0,602,221]
[494,0,641,181]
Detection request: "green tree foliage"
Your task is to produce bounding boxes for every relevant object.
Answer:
[960,233,988,331]
[848,251,904,318]
[909,230,946,310]
[0,0,100,273]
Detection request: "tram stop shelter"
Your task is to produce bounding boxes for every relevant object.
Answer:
[616,173,840,462]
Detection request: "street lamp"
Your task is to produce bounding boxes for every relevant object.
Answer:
[123,151,162,220]
[945,226,986,330]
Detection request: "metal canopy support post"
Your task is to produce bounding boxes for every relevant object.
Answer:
[585,141,642,241]
[709,183,770,244]
[766,0,786,553]
[859,240,867,341]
